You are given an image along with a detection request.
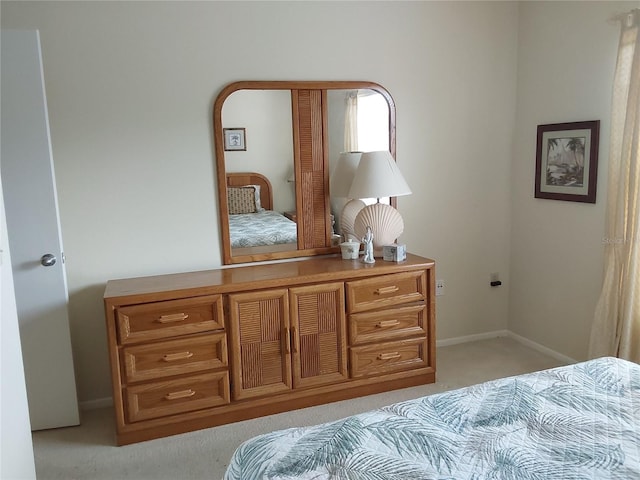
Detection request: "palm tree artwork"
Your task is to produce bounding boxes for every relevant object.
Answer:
[545,136,586,187]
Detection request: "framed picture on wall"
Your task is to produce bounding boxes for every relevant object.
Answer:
[535,120,600,203]
[223,128,246,151]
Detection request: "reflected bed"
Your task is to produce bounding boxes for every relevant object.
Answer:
[224,357,640,479]
[229,210,297,248]
[226,172,297,252]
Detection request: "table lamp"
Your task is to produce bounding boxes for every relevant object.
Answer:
[330,151,365,241]
[347,150,411,254]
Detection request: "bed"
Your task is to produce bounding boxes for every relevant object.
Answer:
[224,356,640,479]
[226,172,297,251]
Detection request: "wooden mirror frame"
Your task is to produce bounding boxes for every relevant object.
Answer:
[213,81,396,265]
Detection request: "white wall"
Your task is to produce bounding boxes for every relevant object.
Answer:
[0,183,36,479]
[1,1,518,404]
[510,1,636,361]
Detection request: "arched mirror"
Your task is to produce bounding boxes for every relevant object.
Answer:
[213,81,396,265]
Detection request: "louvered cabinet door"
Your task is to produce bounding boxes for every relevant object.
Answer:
[289,283,348,389]
[228,289,292,400]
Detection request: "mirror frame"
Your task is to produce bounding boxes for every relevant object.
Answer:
[213,81,396,265]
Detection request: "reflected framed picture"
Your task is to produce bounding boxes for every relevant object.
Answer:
[535,120,599,203]
[223,128,246,151]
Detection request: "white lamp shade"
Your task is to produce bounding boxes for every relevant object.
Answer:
[347,150,411,199]
[330,151,362,198]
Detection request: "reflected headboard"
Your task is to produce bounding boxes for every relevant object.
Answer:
[226,172,273,211]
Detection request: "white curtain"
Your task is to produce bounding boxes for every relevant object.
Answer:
[344,91,358,152]
[589,9,640,362]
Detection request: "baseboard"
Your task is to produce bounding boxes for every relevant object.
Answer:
[507,331,577,365]
[436,329,577,365]
[79,396,113,411]
[80,330,575,411]
[436,330,509,347]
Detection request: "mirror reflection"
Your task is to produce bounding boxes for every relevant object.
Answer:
[215,81,394,264]
[326,89,390,240]
[223,90,298,257]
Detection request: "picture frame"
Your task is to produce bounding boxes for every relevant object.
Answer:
[535,120,600,203]
[223,128,246,151]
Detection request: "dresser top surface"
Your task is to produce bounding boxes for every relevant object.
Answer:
[104,254,434,302]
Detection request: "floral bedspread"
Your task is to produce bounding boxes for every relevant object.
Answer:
[229,210,297,248]
[224,357,640,479]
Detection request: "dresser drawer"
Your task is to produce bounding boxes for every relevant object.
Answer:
[349,337,429,378]
[122,333,228,383]
[116,295,224,344]
[349,304,427,346]
[125,371,230,423]
[346,271,426,314]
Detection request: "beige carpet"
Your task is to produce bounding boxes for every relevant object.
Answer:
[32,337,566,480]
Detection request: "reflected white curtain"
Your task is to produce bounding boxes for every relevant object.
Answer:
[589,9,640,362]
[344,91,358,152]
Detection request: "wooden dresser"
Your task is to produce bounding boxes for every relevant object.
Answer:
[104,254,436,445]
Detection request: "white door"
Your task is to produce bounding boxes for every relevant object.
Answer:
[1,30,80,430]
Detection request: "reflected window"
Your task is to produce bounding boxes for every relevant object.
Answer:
[357,92,390,152]
[357,92,391,206]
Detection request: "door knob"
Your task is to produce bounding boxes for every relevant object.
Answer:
[40,254,56,267]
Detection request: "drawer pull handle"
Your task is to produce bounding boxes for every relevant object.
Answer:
[284,328,291,354]
[377,352,401,360]
[164,389,195,400]
[162,351,194,362]
[291,326,299,353]
[157,313,189,323]
[375,320,400,328]
[375,286,399,295]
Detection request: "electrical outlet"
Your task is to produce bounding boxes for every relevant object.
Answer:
[435,279,445,296]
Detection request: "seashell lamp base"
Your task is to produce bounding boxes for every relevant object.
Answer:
[340,199,366,242]
[353,203,404,255]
